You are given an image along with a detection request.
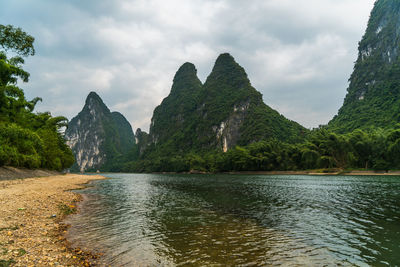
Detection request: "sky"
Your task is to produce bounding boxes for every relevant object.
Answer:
[0,0,376,132]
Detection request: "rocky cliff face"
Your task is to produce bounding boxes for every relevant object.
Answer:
[65,92,135,172]
[146,53,306,156]
[135,128,150,155]
[329,0,400,132]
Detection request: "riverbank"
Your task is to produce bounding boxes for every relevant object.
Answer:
[0,174,106,266]
[152,169,400,176]
[227,170,400,176]
[0,166,61,181]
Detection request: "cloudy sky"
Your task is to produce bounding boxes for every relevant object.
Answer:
[1,0,376,131]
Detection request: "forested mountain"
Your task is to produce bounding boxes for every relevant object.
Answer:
[0,24,74,171]
[145,53,306,157]
[329,0,400,132]
[65,92,135,172]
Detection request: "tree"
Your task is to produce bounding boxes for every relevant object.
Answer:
[0,24,74,171]
[347,129,372,169]
[0,24,36,123]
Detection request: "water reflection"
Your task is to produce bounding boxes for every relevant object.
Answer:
[66,174,400,266]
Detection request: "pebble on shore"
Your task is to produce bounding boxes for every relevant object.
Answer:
[0,174,106,266]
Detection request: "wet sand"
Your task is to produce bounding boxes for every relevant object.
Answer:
[0,174,105,266]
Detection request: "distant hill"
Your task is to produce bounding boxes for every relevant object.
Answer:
[329,0,400,132]
[65,92,135,172]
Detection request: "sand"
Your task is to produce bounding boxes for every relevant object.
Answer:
[0,174,106,266]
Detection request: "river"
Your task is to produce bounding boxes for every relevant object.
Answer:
[66,174,400,266]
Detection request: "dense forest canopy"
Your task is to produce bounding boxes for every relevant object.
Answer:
[122,126,400,173]
[0,24,74,170]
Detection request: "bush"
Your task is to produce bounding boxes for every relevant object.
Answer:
[0,123,43,168]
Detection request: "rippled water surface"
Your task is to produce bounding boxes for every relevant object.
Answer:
[66,174,400,266]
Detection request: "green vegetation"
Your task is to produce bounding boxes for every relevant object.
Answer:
[0,24,74,171]
[16,248,26,257]
[124,126,400,173]
[329,0,400,132]
[0,259,15,267]
[148,62,204,155]
[199,54,306,146]
[58,203,77,216]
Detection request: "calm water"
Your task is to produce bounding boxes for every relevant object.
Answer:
[66,174,400,266]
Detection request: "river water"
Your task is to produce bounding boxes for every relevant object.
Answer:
[66,174,400,266]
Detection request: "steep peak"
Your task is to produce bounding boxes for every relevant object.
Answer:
[214,53,236,68]
[84,91,110,113]
[86,91,102,103]
[205,53,250,87]
[173,62,198,83]
[169,62,202,96]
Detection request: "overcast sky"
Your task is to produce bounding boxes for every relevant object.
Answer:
[1,0,376,131]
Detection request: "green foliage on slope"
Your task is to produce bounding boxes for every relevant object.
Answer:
[0,24,74,171]
[124,127,400,173]
[198,53,306,146]
[329,0,400,132]
[148,62,203,155]
[100,111,136,171]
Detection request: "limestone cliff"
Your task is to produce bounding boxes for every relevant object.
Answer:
[65,92,134,172]
[135,128,150,155]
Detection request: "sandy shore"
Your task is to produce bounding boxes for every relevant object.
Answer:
[0,174,106,266]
